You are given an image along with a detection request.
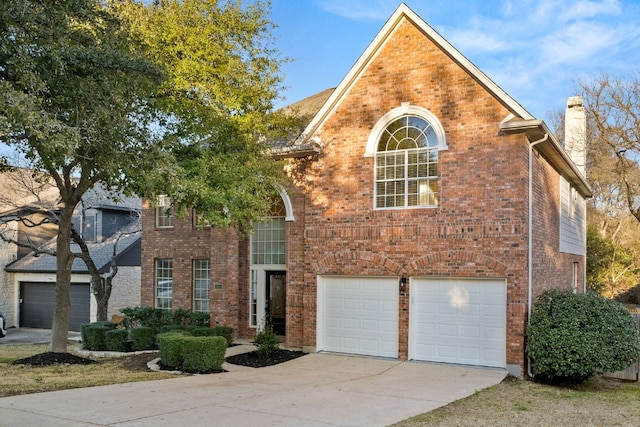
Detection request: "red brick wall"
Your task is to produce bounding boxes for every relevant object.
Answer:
[140,201,243,337]
[287,20,532,367]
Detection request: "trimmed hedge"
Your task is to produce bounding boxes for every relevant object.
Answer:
[156,332,185,368]
[527,289,640,382]
[211,326,234,346]
[157,333,226,373]
[130,326,155,351]
[105,329,129,352]
[181,336,226,373]
[81,322,116,351]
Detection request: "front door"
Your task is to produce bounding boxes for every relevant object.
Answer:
[266,271,286,335]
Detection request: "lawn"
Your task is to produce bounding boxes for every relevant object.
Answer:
[392,376,640,427]
[0,343,176,398]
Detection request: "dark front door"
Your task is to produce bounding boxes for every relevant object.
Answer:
[266,271,286,335]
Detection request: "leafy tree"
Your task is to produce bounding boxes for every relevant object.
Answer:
[114,0,292,230]
[0,0,163,351]
[586,225,639,297]
[1,0,291,352]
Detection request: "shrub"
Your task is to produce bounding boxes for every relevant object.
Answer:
[181,336,227,373]
[527,289,640,382]
[187,326,215,336]
[119,307,210,331]
[81,322,116,351]
[159,324,187,334]
[105,329,129,352]
[156,332,186,369]
[130,326,156,351]
[254,324,279,357]
[211,326,234,346]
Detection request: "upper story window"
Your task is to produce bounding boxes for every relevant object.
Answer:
[368,104,447,209]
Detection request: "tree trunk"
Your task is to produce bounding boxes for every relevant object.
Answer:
[50,207,75,352]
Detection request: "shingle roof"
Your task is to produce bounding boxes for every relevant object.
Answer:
[5,225,140,273]
[268,88,335,159]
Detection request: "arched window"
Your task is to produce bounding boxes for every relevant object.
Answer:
[375,114,442,208]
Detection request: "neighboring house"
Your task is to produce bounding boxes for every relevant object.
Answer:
[140,4,590,377]
[1,179,141,331]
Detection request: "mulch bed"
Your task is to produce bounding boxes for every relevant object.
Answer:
[225,349,306,368]
[12,348,307,371]
[12,352,98,366]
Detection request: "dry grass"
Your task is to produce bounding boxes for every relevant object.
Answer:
[392,376,640,427]
[0,343,177,398]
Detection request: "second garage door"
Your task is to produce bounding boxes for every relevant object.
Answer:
[20,282,90,331]
[318,276,399,358]
[410,278,506,368]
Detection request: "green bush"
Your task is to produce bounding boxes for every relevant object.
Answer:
[186,326,215,336]
[212,326,234,346]
[81,322,116,351]
[105,329,129,352]
[130,326,156,351]
[119,307,210,331]
[527,289,640,382]
[156,332,186,369]
[159,324,187,334]
[181,336,226,373]
[254,324,279,357]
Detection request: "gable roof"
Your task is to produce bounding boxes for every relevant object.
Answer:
[279,3,591,197]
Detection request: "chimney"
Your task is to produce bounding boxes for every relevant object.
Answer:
[564,96,586,177]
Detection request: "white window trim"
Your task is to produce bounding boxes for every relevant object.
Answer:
[364,102,448,158]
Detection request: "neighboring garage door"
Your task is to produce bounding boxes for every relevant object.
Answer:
[20,282,90,332]
[318,276,399,358]
[410,278,506,368]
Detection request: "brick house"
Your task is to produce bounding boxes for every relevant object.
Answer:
[141,4,590,377]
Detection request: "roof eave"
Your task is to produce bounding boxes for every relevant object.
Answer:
[500,120,593,198]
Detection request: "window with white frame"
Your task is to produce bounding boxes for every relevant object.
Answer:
[155,258,173,310]
[155,207,173,228]
[375,115,440,209]
[250,199,286,265]
[193,259,210,313]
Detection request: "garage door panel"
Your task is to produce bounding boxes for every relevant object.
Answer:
[319,276,399,358]
[20,282,90,331]
[410,278,506,368]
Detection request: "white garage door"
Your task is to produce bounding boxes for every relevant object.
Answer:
[318,276,399,358]
[410,278,506,368]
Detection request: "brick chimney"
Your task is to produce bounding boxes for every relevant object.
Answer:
[564,96,586,176]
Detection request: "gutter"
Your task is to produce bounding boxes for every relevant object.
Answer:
[526,133,548,378]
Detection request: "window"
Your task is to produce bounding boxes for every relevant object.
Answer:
[155,259,173,310]
[250,199,286,265]
[155,207,173,228]
[375,115,440,209]
[193,259,210,313]
[250,269,258,327]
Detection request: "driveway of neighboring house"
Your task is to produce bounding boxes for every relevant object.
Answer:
[0,346,506,427]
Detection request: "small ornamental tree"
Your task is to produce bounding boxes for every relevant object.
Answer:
[527,289,640,382]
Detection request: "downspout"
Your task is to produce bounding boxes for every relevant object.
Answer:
[527,133,548,379]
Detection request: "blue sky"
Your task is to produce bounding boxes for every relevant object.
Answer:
[270,0,640,122]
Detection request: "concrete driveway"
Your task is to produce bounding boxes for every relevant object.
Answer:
[0,327,81,345]
[0,344,506,427]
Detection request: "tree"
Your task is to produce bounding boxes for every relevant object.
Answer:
[115,0,291,230]
[581,74,640,224]
[586,225,639,297]
[1,0,291,352]
[0,0,163,351]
